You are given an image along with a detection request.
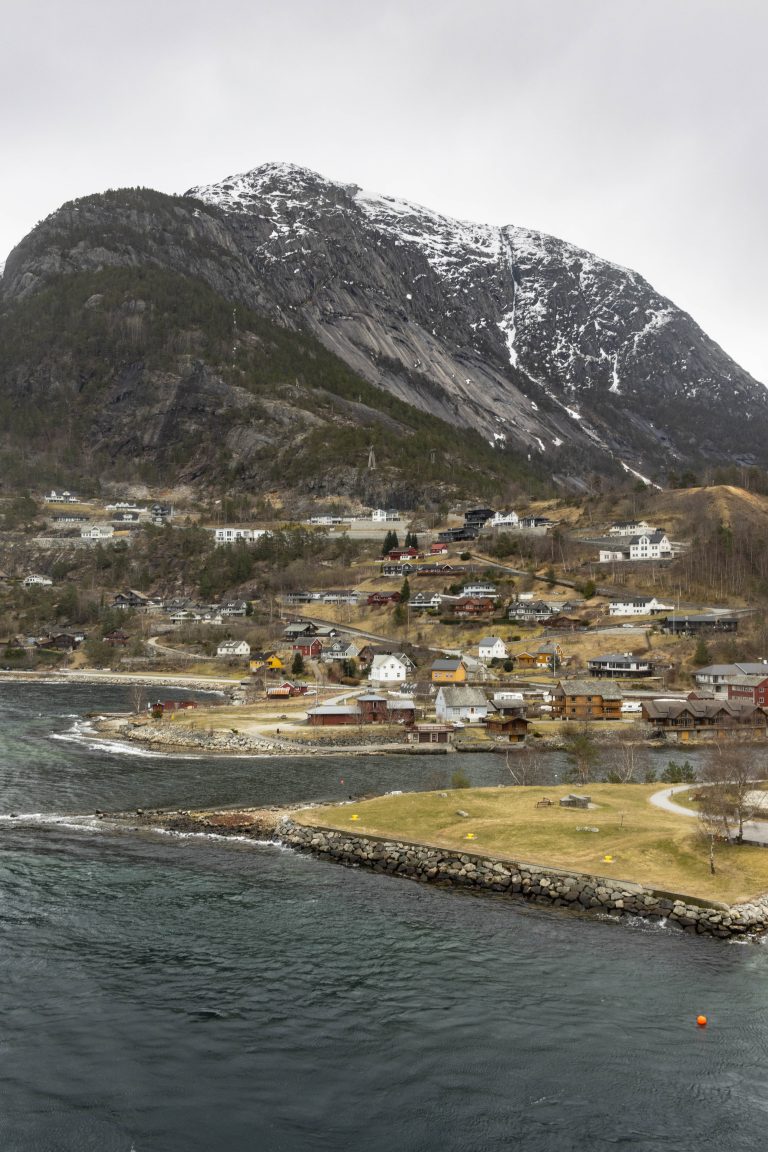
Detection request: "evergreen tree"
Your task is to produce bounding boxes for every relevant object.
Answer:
[400,576,411,603]
[291,651,305,676]
[693,638,710,665]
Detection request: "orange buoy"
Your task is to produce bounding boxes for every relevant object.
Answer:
[696,1015,708,1027]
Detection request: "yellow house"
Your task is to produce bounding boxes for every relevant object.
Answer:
[249,653,284,673]
[431,657,468,684]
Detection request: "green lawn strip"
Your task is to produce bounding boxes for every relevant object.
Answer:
[295,784,768,904]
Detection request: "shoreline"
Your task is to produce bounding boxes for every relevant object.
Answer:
[97,803,768,940]
[0,669,238,691]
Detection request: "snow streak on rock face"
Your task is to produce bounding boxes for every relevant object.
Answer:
[4,161,766,477]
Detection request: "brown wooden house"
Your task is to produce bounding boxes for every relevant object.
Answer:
[551,679,623,721]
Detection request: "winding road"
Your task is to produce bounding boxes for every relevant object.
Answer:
[650,784,768,846]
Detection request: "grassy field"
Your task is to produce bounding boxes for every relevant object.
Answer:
[296,784,768,904]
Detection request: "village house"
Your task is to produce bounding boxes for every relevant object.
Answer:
[551,679,623,721]
[266,681,308,698]
[607,519,656,537]
[642,698,768,742]
[660,614,738,634]
[388,547,419,562]
[43,490,80,504]
[478,636,508,661]
[381,562,415,577]
[489,510,520,528]
[220,599,249,617]
[464,507,495,527]
[429,542,449,555]
[368,653,412,684]
[249,653,284,673]
[113,589,154,611]
[212,527,269,545]
[431,657,468,684]
[508,599,554,623]
[366,591,401,607]
[36,632,82,653]
[461,582,498,599]
[435,685,493,724]
[485,711,530,743]
[23,574,53,587]
[415,563,456,577]
[320,590,360,605]
[598,531,672,563]
[216,639,251,659]
[306,704,362,726]
[81,524,114,540]
[283,622,319,640]
[103,629,131,647]
[291,637,323,659]
[371,508,400,522]
[726,676,768,707]
[608,596,675,617]
[410,592,442,612]
[321,640,360,663]
[453,597,495,617]
[587,652,654,678]
[514,642,562,671]
[693,662,768,693]
[406,722,454,744]
[518,515,555,533]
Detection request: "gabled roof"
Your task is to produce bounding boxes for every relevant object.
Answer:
[556,679,623,699]
[588,652,651,664]
[478,636,504,647]
[437,686,492,708]
[431,658,465,671]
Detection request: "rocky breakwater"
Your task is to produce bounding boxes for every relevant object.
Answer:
[278,818,768,940]
[112,720,267,754]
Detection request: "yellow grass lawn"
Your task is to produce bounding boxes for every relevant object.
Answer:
[296,784,768,904]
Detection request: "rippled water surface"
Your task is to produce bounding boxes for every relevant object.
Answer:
[1,681,767,1151]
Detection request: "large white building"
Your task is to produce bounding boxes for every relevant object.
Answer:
[81,525,114,540]
[599,531,672,563]
[213,527,269,545]
[489,511,519,528]
[607,520,655,537]
[608,596,675,617]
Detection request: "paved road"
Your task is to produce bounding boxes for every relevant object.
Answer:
[650,784,768,846]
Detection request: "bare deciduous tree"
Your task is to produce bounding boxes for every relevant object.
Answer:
[506,744,547,786]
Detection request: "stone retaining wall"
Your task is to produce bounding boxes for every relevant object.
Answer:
[278,818,768,939]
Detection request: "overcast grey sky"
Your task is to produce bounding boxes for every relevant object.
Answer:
[3,0,766,380]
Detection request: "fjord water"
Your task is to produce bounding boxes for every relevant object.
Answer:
[2,683,768,1151]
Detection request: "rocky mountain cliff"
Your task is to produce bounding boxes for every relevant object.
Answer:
[1,162,766,492]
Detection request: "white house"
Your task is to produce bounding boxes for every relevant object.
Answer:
[478,636,507,661]
[371,509,400,522]
[608,520,655,537]
[23,574,53,587]
[216,639,251,658]
[369,653,411,684]
[599,532,671,563]
[489,511,519,528]
[629,531,671,560]
[435,686,493,724]
[81,525,114,539]
[608,597,674,617]
[461,582,498,598]
[43,489,79,504]
[213,527,269,545]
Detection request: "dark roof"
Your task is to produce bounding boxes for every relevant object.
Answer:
[556,679,623,700]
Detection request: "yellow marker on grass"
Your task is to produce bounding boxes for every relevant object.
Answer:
[350,814,360,821]
[603,854,614,863]
[465,832,476,840]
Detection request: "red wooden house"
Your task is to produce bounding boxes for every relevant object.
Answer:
[291,638,323,658]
